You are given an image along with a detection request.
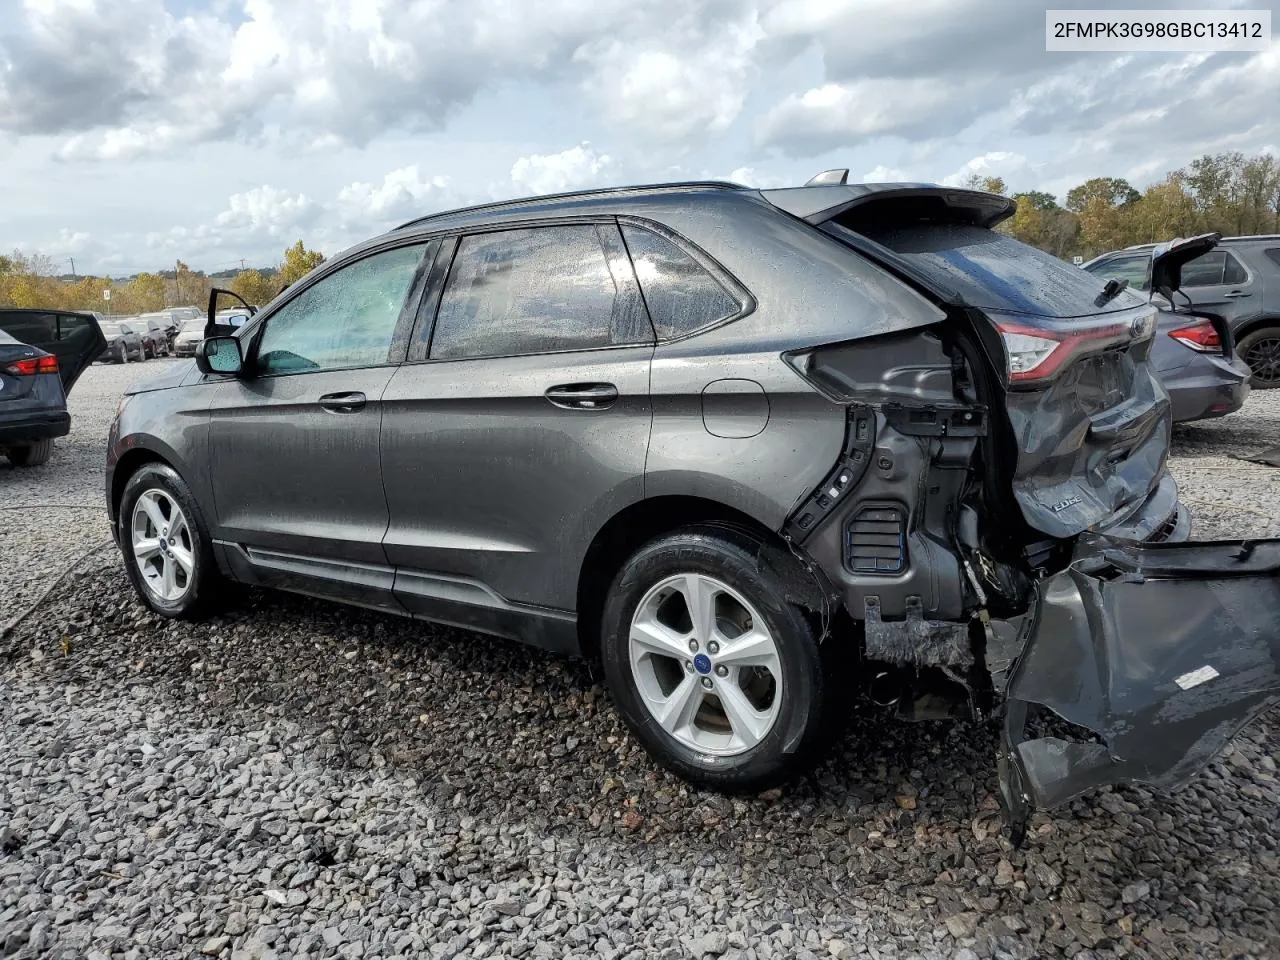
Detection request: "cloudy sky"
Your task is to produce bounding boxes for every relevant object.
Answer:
[1,0,1278,275]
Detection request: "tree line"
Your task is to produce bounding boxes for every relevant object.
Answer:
[0,241,325,316]
[968,151,1280,260]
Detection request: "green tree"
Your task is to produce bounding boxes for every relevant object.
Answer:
[1014,190,1059,212]
[230,269,279,307]
[278,240,326,288]
[1066,177,1140,214]
[963,174,1007,195]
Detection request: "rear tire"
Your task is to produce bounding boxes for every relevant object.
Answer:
[600,525,835,792]
[118,463,223,619]
[1237,326,1280,389]
[6,439,53,467]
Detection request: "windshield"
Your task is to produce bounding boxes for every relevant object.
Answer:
[101,322,133,335]
[839,222,1147,318]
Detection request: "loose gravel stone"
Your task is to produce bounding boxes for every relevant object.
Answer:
[1,362,1278,960]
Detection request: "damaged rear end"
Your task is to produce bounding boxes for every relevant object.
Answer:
[763,183,1278,833]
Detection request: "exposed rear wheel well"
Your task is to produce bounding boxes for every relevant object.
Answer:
[576,496,801,661]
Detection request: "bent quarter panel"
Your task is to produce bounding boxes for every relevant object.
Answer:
[379,347,653,610]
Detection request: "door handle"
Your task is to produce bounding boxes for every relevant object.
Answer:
[544,382,619,410]
[1222,290,1251,298]
[318,391,367,413]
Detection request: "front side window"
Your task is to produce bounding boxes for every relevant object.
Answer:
[620,224,742,338]
[255,244,426,375]
[1180,251,1226,287]
[1086,255,1150,292]
[430,224,649,360]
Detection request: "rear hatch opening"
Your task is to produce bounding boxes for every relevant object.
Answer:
[765,183,1279,835]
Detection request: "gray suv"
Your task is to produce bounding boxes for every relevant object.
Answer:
[107,179,1280,837]
[1084,235,1280,387]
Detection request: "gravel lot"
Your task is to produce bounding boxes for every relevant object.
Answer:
[2,360,1278,960]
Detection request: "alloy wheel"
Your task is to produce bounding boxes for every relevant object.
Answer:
[131,489,195,602]
[1243,335,1280,387]
[628,573,782,756]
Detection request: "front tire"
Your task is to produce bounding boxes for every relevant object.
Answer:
[600,526,833,792]
[6,439,53,467]
[118,463,222,619]
[1237,326,1280,389]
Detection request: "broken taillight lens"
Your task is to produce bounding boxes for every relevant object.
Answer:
[4,355,59,376]
[1168,320,1223,353]
[993,311,1155,386]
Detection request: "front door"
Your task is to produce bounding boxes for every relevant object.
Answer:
[207,242,430,605]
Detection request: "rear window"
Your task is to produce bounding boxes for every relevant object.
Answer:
[848,223,1142,318]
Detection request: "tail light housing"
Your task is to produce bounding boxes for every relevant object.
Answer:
[4,355,59,376]
[1168,320,1223,354]
[993,310,1155,386]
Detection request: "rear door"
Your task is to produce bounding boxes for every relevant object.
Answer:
[1183,249,1264,329]
[0,310,105,393]
[379,222,654,625]
[205,241,430,606]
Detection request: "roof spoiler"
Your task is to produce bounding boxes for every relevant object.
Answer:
[760,182,1017,229]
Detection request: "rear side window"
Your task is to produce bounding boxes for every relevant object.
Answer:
[0,312,57,345]
[619,224,741,338]
[1266,248,1280,269]
[430,224,650,360]
[57,314,98,350]
[848,223,1142,318]
[1222,252,1248,284]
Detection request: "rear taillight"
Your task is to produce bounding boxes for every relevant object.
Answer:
[993,311,1155,385]
[4,355,59,376]
[1169,320,1223,353]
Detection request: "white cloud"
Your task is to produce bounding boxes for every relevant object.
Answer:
[724,166,789,188]
[577,7,763,142]
[510,144,615,196]
[336,166,452,226]
[213,186,320,236]
[861,164,911,183]
[756,79,963,154]
[941,152,1032,188]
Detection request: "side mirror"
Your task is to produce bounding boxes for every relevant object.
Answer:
[196,336,243,376]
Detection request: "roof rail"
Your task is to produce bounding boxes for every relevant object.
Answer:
[393,180,746,231]
[1220,234,1280,242]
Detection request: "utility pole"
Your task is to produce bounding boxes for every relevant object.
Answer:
[175,258,182,305]
[240,258,246,271]
[66,257,77,279]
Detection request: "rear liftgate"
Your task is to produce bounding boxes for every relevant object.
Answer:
[999,536,1280,842]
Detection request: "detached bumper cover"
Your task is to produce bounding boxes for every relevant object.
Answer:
[999,535,1280,836]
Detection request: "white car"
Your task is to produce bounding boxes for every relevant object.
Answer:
[172,311,250,357]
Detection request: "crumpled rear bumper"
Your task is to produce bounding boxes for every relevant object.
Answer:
[998,535,1280,840]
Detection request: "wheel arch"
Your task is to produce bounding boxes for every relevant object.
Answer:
[109,443,182,525]
[1233,313,1280,340]
[575,495,834,660]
